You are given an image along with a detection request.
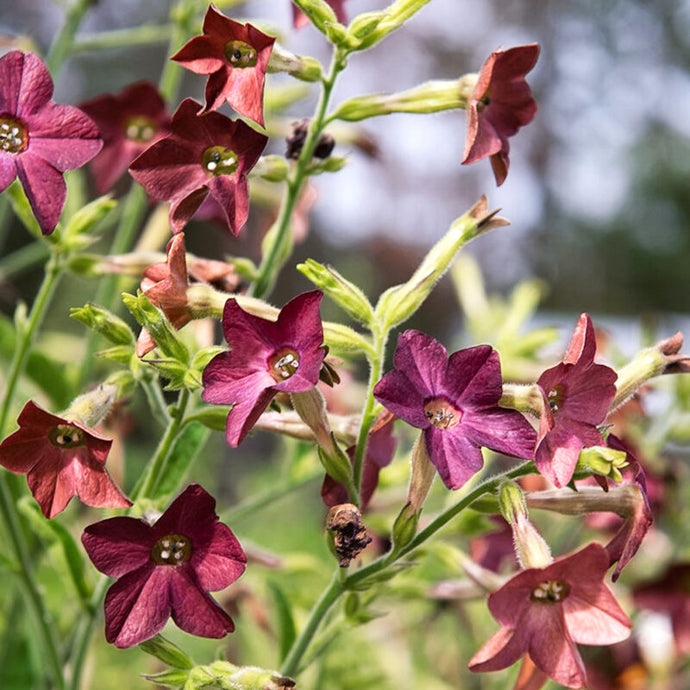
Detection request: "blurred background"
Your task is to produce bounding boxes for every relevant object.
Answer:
[2,0,689,344]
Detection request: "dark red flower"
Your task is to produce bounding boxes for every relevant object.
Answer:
[292,0,348,29]
[0,51,102,233]
[373,330,536,490]
[535,314,617,488]
[202,291,326,446]
[0,401,130,518]
[462,44,539,186]
[129,98,267,235]
[79,81,171,194]
[172,5,275,126]
[469,543,631,688]
[82,483,246,648]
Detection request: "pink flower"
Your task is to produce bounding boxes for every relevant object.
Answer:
[129,98,267,235]
[81,483,246,648]
[79,81,171,194]
[469,543,632,688]
[202,291,326,446]
[172,4,275,126]
[0,401,130,518]
[373,330,536,490]
[292,0,348,29]
[0,51,102,234]
[462,44,539,186]
[535,314,617,488]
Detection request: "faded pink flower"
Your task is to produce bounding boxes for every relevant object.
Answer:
[82,483,246,648]
[79,81,171,194]
[292,0,348,29]
[462,44,539,186]
[129,98,267,235]
[469,543,631,688]
[0,401,130,518]
[535,314,617,488]
[0,51,102,233]
[172,4,275,125]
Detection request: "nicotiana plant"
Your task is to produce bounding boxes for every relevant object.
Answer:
[0,1,688,689]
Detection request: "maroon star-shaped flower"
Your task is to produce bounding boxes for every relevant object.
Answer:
[0,401,130,518]
[82,483,246,648]
[373,330,536,490]
[462,44,539,186]
[172,4,275,126]
[535,313,618,488]
[79,81,171,194]
[0,51,102,234]
[469,543,631,688]
[202,291,326,446]
[129,97,267,235]
[292,0,348,29]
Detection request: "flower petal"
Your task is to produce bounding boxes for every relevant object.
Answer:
[82,516,153,577]
[193,522,246,591]
[468,625,526,672]
[462,407,536,460]
[425,426,484,489]
[16,154,66,234]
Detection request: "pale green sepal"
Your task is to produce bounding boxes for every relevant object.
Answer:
[139,634,194,670]
[70,303,136,345]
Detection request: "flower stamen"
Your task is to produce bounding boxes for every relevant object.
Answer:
[49,424,85,448]
[123,115,157,143]
[530,579,570,603]
[151,534,192,565]
[0,116,28,154]
[268,348,300,381]
[423,398,462,429]
[202,145,239,176]
[224,40,258,68]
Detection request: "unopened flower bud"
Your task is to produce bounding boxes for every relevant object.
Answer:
[297,259,374,326]
[391,501,419,554]
[512,512,552,570]
[63,384,118,428]
[577,446,627,482]
[267,42,322,82]
[613,331,690,409]
[376,196,508,329]
[292,0,344,39]
[347,0,433,51]
[290,387,334,454]
[70,303,136,346]
[497,480,527,525]
[327,503,372,567]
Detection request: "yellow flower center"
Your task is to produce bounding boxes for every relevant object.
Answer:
[49,424,85,448]
[268,347,300,382]
[530,579,570,603]
[123,115,157,143]
[201,145,239,176]
[224,40,258,68]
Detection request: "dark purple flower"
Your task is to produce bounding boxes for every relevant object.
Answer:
[321,412,396,511]
[129,98,267,235]
[0,401,130,518]
[202,291,326,446]
[172,4,275,126]
[0,51,102,234]
[79,81,171,194]
[535,314,618,488]
[82,483,246,648]
[373,330,536,490]
[469,543,632,688]
[292,0,348,29]
[462,44,539,186]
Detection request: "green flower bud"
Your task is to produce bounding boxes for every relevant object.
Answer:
[61,195,116,242]
[293,0,344,41]
[391,501,419,553]
[63,384,117,428]
[70,303,136,345]
[345,11,386,48]
[317,436,353,487]
[497,480,527,525]
[267,42,323,82]
[139,634,194,670]
[250,155,289,183]
[332,76,475,122]
[375,196,508,330]
[305,155,348,175]
[577,446,628,483]
[512,512,552,570]
[352,0,433,51]
[298,259,374,326]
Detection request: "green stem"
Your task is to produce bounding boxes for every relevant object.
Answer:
[346,461,536,590]
[46,0,94,73]
[71,24,173,53]
[352,327,385,493]
[250,50,345,300]
[133,389,190,501]
[279,570,343,678]
[0,251,63,435]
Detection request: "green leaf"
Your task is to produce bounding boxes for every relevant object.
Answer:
[153,423,210,499]
[268,581,297,663]
[139,635,194,670]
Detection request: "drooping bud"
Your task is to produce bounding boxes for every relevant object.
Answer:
[290,387,335,455]
[267,42,322,81]
[327,503,372,567]
[63,384,118,429]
